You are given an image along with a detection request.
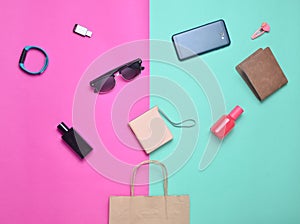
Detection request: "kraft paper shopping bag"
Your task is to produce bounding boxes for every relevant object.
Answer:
[109,160,190,224]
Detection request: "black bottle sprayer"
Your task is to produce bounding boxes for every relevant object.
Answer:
[57,122,93,159]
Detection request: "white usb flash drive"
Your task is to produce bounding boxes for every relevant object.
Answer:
[73,24,92,37]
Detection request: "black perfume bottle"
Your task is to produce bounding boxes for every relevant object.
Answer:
[57,122,93,159]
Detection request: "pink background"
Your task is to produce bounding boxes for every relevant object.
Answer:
[72,40,151,184]
[0,0,149,224]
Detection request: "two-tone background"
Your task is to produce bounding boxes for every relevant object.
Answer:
[1,0,299,223]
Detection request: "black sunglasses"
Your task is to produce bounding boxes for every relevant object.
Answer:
[90,58,144,93]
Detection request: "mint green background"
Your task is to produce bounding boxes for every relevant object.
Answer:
[150,0,300,223]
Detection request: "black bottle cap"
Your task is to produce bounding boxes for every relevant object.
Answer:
[57,122,69,134]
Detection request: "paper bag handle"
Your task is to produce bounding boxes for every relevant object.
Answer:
[130,160,168,196]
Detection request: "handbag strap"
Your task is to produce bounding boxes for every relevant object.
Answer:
[158,108,196,128]
[130,160,168,196]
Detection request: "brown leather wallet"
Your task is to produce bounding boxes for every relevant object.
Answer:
[236,47,288,101]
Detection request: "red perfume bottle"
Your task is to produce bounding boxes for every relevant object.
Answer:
[210,106,244,139]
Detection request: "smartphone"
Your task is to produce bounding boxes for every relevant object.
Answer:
[172,19,231,61]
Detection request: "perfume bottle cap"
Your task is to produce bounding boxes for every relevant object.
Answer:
[57,122,70,134]
[229,106,244,120]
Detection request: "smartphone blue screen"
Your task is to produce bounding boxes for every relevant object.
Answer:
[172,20,230,60]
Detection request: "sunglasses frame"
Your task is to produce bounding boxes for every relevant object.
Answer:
[90,58,144,93]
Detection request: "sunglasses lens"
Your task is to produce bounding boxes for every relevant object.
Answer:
[120,62,142,80]
[99,76,116,93]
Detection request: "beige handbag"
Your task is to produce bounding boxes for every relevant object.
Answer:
[109,160,190,224]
